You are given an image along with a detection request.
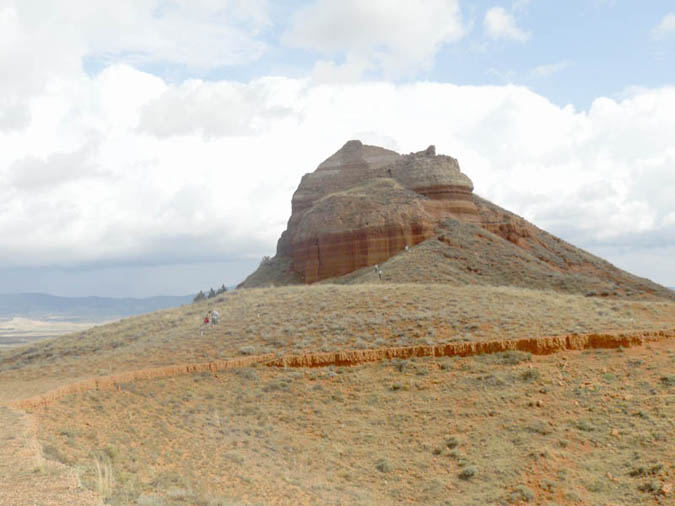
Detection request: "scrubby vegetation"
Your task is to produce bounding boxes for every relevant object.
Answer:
[2,283,675,405]
[2,281,674,504]
[30,340,674,505]
[193,284,228,303]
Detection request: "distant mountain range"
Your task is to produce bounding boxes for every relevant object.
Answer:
[0,293,193,321]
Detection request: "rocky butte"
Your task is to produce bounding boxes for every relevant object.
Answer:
[241,140,675,300]
[278,140,479,283]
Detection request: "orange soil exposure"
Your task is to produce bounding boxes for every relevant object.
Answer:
[3,283,674,407]
[9,353,275,410]
[28,339,674,505]
[267,329,675,368]
[8,329,673,410]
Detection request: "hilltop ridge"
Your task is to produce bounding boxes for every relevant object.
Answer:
[241,141,674,300]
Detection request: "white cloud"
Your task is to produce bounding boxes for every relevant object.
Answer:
[50,0,271,69]
[3,1,674,292]
[311,57,371,85]
[0,0,271,133]
[3,61,675,288]
[7,141,105,190]
[138,77,301,139]
[531,59,572,78]
[283,0,465,78]
[484,6,530,42]
[652,12,675,39]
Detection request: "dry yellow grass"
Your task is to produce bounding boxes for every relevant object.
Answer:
[2,283,675,404]
[0,407,100,506]
[29,340,674,505]
[1,283,674,505]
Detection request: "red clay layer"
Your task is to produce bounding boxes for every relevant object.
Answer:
[9,329,674,410]
[264,330,675,368]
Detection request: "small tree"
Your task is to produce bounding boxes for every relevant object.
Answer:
[216,284,227,295]
[193,290,206,303]
[207,287,217,299]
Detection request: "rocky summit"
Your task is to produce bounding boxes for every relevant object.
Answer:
[241,140,674,300]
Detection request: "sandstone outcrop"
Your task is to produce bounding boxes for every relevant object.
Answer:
[240,140,675,301]
[273,140,480,283]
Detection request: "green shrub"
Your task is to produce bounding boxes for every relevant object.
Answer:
[510,485,535,502]
[498,351,532,365]
[239,346,255,356]
[375,458,392,473]
[637,480,661,494]
[445,436,460,449]
[525,422,552,435]
[630,463,664,477]
[575,420,595,432]
[521,368,540,382]
[458,465,477,480]
[42,444,71,464]
[234,368,259,381]
[392,359,408,372]
[659,375,675,386]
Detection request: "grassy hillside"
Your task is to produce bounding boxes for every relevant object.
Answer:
[241,196,675,304]
[28,339,675,505]
[2,284,675,404]
[328,218,675,301]
[2,283,674,505]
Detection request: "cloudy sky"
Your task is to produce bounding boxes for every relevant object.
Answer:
[1,0,674,297]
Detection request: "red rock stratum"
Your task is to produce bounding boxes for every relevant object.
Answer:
[267,140,480,284]
[9,329,674,410]
[241,140,675,301]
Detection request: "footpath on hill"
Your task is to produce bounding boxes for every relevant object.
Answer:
[0,407,100,506]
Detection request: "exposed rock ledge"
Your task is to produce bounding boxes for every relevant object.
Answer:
[276,140,480,283]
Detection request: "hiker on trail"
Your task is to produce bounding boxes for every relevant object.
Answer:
[201,312,210,336]
[378,268,382,280]
[211,310,219,326]
[404,244,409,252]
[374,264,379,274]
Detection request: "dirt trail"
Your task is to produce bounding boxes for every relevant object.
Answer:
[0,406,101,506]
[8,329,674,410]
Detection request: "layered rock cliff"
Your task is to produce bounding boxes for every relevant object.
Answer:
[273,140,480,283]
[240,140,675,301]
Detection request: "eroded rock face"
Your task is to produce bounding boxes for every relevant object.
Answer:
[277,140,480,283]
[240,140,675,299]
[290,140,400,214]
